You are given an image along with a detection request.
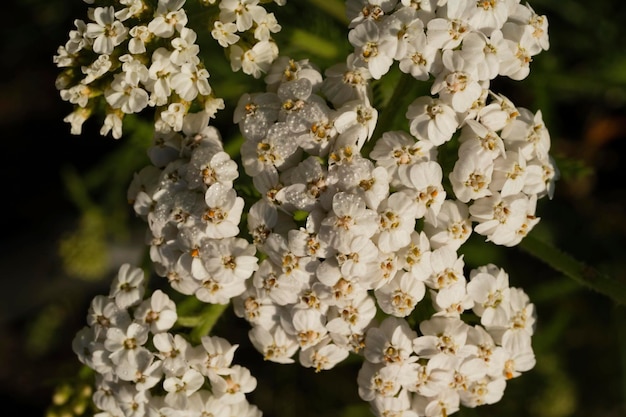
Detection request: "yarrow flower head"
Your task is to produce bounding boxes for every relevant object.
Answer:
[61,1,557,417]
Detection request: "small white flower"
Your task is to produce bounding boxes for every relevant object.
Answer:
[109,263,146,309]
[163,368,205,409]
[450,151,495,203]
[200,183,244,239]
[133,289,178,333]
[364,316,417,365]
[407,96,459,146]
[85,6,128,55]
[348,20,397,79]
[299,338,350,372]
[249,325,300,364]
[148,0,188,38]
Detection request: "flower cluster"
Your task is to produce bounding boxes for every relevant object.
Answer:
[59,1,558,417]
[54,0,285,138]
[358,264,536,417]
[127,111,259,304]
[72,263,261,417]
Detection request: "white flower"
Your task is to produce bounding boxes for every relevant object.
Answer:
[233,285,281,328]
[509,3,550,53]
[152,332,193,377]
[499,21,536,80]
[299,338,350,372]
[431,50,484,113]
[466,264,510,329]
[105,72,150,114]
[374,191,417,253]
[333,99,378,149]
[219,0,266,32]
[192,237,258,285]
[287,308,328,349]
[104,322,151,367]
[163,368,205,409]
[133,289,178,333]
[249,325,299,364]
[501,108,551,163]
[431,281,473,318]
[326,291,377,342]
[148,0,188,38]
[450,151,495,203]
[357,361,405,401]
[171,63,211,101]
[427,16,470,50]
[114,349,162,391]
[466,0,510,35]
[461,30,515,81]
[85,6,128,55]
[186,391,232,417]
[346,0,396,28]
[200,183,244,239]
[501,335,536,379]
[186,147,238,190]
[369,131,436,188]
[321,56,372,108]
[195,276,248,304]
[254,12,281,41]
[413,316,475,359]
[87,295,132,339]
[109,263,146,309]
[209,364,257,405]
[170,27,200,65]
[364,316,417,365]
[234,92,281,141]
[319,192,379,249]
[276,156,333,212]
[406,96,459,146]
[348,20,397,79]
[471,192,532,246]
[371,390,417,417]
[241,122,300,176]
[400,160,446,220]
[458,119,506,160]
[230,41,277,78]
[196,335,239,378]
[212,21,240,47]
[424,199,473,251]
[424,245,466,291]
[251,258,301,305]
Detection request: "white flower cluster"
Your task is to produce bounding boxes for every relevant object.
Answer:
[72,263,261,417]
[346,0,558,246]
[127,112,260,305]
[62,1,557,416]
[358,264,536,417]
[54,0,285,138]
[347,0,549,83]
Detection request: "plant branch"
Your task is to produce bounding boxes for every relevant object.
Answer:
[189,303,230,343]
[519,233,626,305]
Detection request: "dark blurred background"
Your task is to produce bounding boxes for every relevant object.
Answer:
[1,1,626,417]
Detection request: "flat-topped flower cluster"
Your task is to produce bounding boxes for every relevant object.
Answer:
[56,1,558,417]
[54,0,285,138]
[73,263,261,417]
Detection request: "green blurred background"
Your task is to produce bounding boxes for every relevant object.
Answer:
[1,1,626,416]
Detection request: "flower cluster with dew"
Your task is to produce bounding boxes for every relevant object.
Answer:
[55,1,558,416]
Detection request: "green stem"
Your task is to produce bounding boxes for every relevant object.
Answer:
[189,303,230,343]
[519,233,626,305]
